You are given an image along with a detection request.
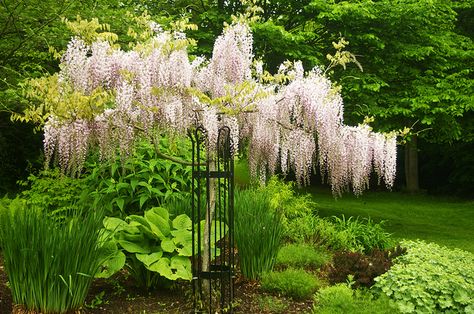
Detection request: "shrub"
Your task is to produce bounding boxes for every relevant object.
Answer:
[276,243,331,269]
[373,240,474,313]
[0,205,104,313]
[312,284,400,314]
[325,246,406,288]
[314,215,394,253]
[18,168,89,221]
[235,188,283,279]
[261,177,319,243]
[260,268,322,299]
[84,137,192,217]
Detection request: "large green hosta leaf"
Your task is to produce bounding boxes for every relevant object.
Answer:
[172,214,192,230]
[171,229,192,256]
[118,239,152,254]
[170,255,192,281]
[146,256,192,281]
[161,238,177,253]
[103,217,127,232]
[145,207,171,239]
[136,251,163,268]
[95,249,126,279]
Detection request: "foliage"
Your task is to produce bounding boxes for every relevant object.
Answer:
[309,214,394,253]
[310,0,474,141]
[324,246,406,289]
[102,206,195,289]
[311,216,356,251]
[276,243,331,269]
[373,240,474,313]
[330,215,394,253]
[17,168,89,221]
[0,205,105,313]
[309,0,474,191]
[85,137,192,217]
[260,268,322,300]
[312,284,400,314]
[234,188,283,279]
[258,176,321,243]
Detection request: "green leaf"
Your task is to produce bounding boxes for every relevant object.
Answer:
[116,182,129,191]
[171,229,192,256]
[145,207,171,239]
[161,238,177,253]
[453,288,471,304]
[118,240,151,254]
[95,250,126,279]
[170,255,192,281]
[130,179,139,191]
[127,215,154,238]
[103,217,127,232]
[138,181,152,192]
[147,257,175,280]
[139,195,148,209]
[135,251,163,267]
[115,198,125,211]
[172,214,192,230]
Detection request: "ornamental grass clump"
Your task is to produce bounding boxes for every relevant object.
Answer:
[0,206,104,313]
[235,188,283,279]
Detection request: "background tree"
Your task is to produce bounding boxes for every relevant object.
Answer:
[305,0,474,193]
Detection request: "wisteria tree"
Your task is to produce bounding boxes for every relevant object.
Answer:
[20,15,397,197]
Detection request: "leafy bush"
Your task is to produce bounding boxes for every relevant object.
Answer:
[85,137,192,217]
[260,268,322,299]
[261,177,319,243]
[324,246,406,288]
[373,240,474,313]
[276,243,331,269]
[18,168,89,221]
[103,206,195,289]
[312,284,400,314]
[314,215,394,253]
[235,188,283,279]
[0,205,105,313]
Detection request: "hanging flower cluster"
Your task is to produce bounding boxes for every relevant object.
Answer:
[41,21,397,195]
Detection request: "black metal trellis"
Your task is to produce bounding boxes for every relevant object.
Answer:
[189,125,235,313]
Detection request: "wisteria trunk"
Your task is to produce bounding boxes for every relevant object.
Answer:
[202,162,216,296]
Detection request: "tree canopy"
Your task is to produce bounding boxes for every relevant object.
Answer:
[18,16,397,196]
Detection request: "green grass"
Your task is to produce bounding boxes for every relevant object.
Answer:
[305,186,474,253]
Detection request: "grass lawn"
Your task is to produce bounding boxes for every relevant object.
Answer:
[304,186,474,253]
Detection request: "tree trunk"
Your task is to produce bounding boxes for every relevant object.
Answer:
[202,161,216,296]
[404,135,420,193]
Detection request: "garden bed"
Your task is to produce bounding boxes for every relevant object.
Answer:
[0,255,313,314]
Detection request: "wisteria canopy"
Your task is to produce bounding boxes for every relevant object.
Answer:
[31,20,396,196]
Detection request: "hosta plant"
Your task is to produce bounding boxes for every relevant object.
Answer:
[103,206,228,289]
[103,206,193,289]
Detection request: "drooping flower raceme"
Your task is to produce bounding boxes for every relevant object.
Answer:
[40,22,397,195]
